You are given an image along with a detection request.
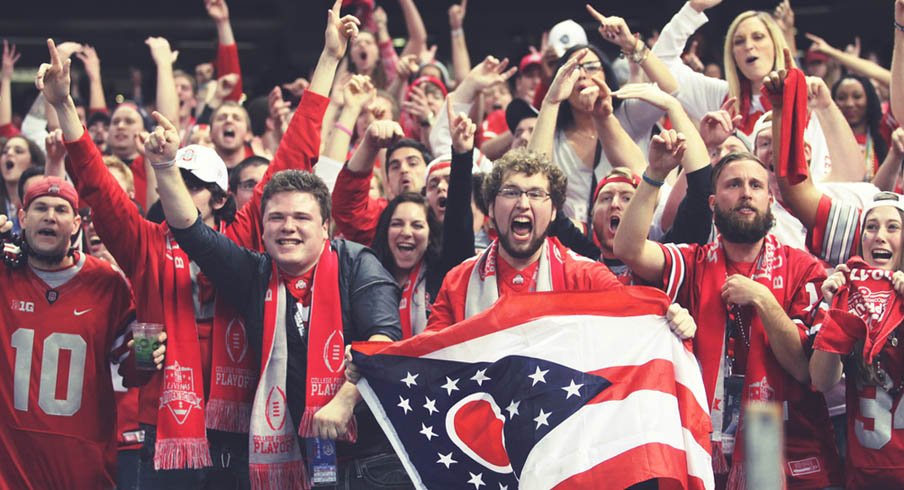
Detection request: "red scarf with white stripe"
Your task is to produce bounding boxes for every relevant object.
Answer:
[399,261,427,338]
[249,242,355,490]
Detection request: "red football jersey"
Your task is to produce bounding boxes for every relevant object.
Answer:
[0,253,135,490]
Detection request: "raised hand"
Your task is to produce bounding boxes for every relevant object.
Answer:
[35,39,72,106]
[145,37,178,66]
[682,39,705,72]
[213,73,239,101]
[75,45,101,81]
[2,40,21,81]
[342,74,375,111]
[268,86,291,134]
[699,97,741,147]
[689,0,722,13]
[543,51,584,104]
[324,0,361,60]
[449,0,467,30]
[762,48,794,109]
[396,54,420,80]
[281,77,310,98]
[44,129,67,166]
[804,32,835,55]
[612,82,676,111]
[772,0,795,34]
[821,264,849,303]
[0,214,11,235]
[845,36,862,57]
[586,5,636,53]
[666,303,696,340]
[204,0,230,22]
[889,127,904,158]
[647,129,687,179]
[363,120,404,149]
[55,42,83,62]
[447,96,476,154]
[419,45,438,66]
[805,76,832,110]
[141,111,181,165]
[402,85,433,125]
[463,55,518,93]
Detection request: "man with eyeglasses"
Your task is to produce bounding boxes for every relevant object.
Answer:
[229,155,269,210]
[425,147,697,338]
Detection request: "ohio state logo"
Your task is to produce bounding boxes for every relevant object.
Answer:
[181,148,195,161]
[161,362,202,425]
[48,184,60,193]
[266,386,287,431]
[323,330,345,373]
[225,318,248,364]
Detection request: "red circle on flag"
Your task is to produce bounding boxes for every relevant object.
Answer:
[446,393,512,473]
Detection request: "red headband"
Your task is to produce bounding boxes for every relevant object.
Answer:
[406,76,449,100]
[23,176,79,212]
[593,173,640,202]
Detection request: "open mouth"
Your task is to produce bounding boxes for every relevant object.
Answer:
[511,217,533,239]
[36,229,58,238]
[608,216,620,234]
[223,128,236,140]
[438,197,447,209]
[734,204,756,216]
[4,160,13,172]
[276,238,301,246]
[872,249,893,261]
[746,56,758,65]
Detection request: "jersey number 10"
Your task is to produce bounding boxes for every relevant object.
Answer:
[11,328,87,416]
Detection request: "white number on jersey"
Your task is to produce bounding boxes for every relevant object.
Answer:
[11,328,87,416]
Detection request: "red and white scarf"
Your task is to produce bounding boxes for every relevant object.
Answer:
[249,242,355,490]
[464,238,566,320]
[155,230,213,469]
[692,234,791,489]
[206,297,257,433]
[399,261,427,338]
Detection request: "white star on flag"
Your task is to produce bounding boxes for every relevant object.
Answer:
[528,366,549,386]
[423,396,438,415]
[468,472,485,489]
[397,396,412,414]
[499,484,509,490]
[419,423,438,441]
[441,376,460,396]
[534,408,551,429]
[505,400,520,419]
[401,371,419,388]
[436,452,457,469]
[562,379,584,399]
[470,368,491,386]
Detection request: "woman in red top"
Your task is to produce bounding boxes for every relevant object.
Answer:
[832,74,894,180]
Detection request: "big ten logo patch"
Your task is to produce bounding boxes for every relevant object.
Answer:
[10,300,34,313]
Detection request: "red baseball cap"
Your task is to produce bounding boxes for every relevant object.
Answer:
[593,171,640,202]
[519,52,543,72]
[23,176,79,212]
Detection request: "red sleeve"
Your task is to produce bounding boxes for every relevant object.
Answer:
[216,43,243,102]
[64,131,157,279]
[130,155,148,212]
[786,251,828,344]
[331,166,386,246]
[226,91,329,250]
[0,123,20,138]
[425,260,473,331]
[658,243,695,304]
[806,193,861,266]
[532,77,549,110]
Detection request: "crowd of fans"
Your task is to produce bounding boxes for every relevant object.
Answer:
[5,0,904,488]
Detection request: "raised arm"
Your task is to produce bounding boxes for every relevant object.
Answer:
[805,75,867,183]
[527,54,582,157]
[76,46,107,114]
[589,75,646,175]
[874,127,904,191]
[322,75,375,162]
[440,101,478,281]
[448,0,471,85]
[397,0,428,58]
[146,37,179,130]
[613,130,686,283]
[806,33,891,88]
[586,5,678,95]
[0,41,20,130]
[206,0,243,101]
[142,112,196,229]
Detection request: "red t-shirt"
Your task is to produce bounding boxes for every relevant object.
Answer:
[0,255,135,489]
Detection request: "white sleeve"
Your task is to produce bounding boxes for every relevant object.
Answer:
[428,98,473,158]
[314,155,344,193]
[651,2,729,122]
[618,100,664,145]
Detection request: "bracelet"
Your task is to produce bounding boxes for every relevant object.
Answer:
[451,28,464,37]
[896,20,904,33]
[151,158,176,170]
[642,172,665,188]
[334,122,354,137]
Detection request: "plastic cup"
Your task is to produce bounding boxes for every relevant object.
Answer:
[133,322,164,371]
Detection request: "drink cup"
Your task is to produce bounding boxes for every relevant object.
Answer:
[133,322,164,371]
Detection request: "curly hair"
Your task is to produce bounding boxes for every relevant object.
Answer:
[483,148,567,211]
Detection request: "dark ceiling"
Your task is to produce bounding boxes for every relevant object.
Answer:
[0,0,893,113]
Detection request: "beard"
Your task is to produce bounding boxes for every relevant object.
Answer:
[22,235,69,266]
[496,220,550,260]
[713,202,774,244]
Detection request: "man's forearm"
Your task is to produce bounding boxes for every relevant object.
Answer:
[397,0,427,56]
[51,97,85,142]
[756,296,810,384]
[155,165,202,230]
[155,62,179,130]
[527,100,559,158]
[216,19,236,46]
[893,28,904,125]
[664,100,708,173]
[346,138,379,174]
[88,76,107,112]
[0,78,11,125]
[450,30,471,85]
[309,52,340,99]
[596,115,645,175]
[322,106,360,162]
[816,105,867,183]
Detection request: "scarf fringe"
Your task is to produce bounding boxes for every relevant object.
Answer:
[250,461,309,490]
[153,437,213,470]
[205,399,252,433]
[710,440,729,475]
[725,462,745,490]
[297,406,359,443]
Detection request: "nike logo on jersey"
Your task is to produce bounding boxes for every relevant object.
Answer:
[73,308,93,316]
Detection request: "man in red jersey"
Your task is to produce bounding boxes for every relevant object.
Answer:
[0,178,163,489]
[614,148,843,489]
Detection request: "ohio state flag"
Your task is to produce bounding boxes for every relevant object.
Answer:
[353,287,714,490]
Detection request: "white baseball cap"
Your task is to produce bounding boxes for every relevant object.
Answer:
[175,144,229,192]
[549,20,588,58]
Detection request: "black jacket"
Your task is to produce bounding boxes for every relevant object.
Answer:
[171,216,401,458]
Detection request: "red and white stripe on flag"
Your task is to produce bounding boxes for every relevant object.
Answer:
[355,286,714,490]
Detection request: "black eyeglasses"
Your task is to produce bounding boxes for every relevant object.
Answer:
[497,187,551,202]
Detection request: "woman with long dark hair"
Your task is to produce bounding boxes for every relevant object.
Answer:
[832,74,891,180]
[1,135,45,233]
